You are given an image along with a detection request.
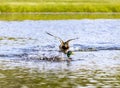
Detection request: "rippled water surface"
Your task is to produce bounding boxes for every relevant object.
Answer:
[0,19,120,88]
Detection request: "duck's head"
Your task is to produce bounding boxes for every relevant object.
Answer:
[67,51,74,58]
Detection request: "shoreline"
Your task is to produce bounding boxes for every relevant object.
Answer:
[1,12,120,15]
[0,13,120,21]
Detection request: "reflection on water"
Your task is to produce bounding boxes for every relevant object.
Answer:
[0,20,120,87]
[0,64,120,88]
[0,50,120,88]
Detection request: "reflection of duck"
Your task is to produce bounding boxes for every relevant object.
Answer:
[46,32,78,54]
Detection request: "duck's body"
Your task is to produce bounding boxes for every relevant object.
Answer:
[46,32,78,54]
[59,41,69,54]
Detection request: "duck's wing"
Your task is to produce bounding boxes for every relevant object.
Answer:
[66,37,79,43]
[46,32,64,44]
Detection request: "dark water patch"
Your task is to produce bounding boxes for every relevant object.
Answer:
[73,44,120,51]
[1,44,120,61]
[0,53,28,58]
[21,48,39,53]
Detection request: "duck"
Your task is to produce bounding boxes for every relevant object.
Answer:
[46,32,78,54]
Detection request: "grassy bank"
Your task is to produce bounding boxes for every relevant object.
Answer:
[0,13,120,20]
[0,0,120,12]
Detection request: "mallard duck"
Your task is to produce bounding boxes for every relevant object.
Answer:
[46,32,78,54]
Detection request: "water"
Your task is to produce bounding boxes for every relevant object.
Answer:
[0,19,120,88]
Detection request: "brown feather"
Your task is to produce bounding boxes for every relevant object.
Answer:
[46,32,64,44]
[66,37,79,43]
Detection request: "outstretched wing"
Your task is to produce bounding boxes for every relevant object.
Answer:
[46,32,64,43]
[66,37,79,43]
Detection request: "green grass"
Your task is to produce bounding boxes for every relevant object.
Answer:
[0,13,120,21]
[0,0,120,3]
[0,0,120,12]
[0,0,120,20]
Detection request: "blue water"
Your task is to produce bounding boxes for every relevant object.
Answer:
[0,20,120,87]
[0,19,120,58]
